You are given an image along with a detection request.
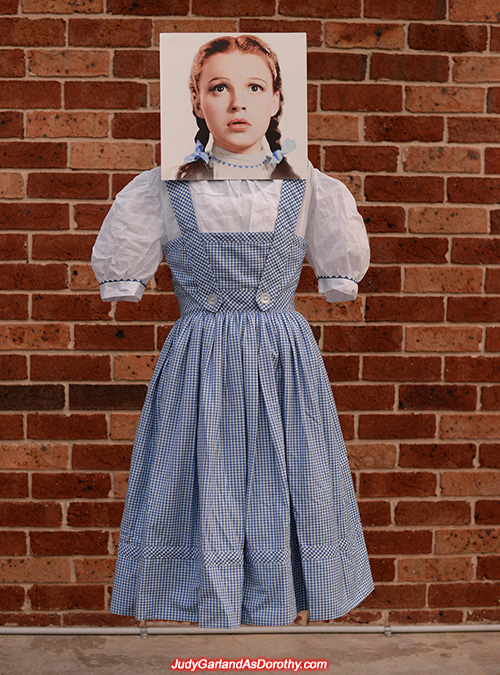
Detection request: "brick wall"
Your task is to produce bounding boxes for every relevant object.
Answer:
[1,0,499,627]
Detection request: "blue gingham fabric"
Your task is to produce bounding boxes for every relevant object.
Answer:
[110,179,374,628]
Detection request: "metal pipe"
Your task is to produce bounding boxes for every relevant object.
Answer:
[0,624,499,636]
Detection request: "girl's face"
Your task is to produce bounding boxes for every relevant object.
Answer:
[195,51,280,155]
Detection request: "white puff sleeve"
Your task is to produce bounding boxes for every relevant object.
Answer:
[91,168,167,302]
[305,165,370,303]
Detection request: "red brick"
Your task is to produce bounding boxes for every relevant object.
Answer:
[153,19,237,43]
[365,115,444,142]
[0,355,27,380]
[31,355,110,381]
[62,612,138,627]
[0,49,25,77]
[322,355,360,381]
[0,18,65,46]
[370,236,447,264]
[73,324,154,351]
[278,0,360,16]
[359,206,405,233]
[0,295,28,319]
[364,582,427,608]
[68,18,151,47]
[358,414,436,439]
[115,294,181,322]
[0,557,70,583]
[0,531,26,556]
[448,297,500,323]
[0,0,18,11]
[403,146,481,174]
[445,357,500,382]
[452,237,500,264]
[112,113,160,140]
[477,556,500,579]
[366,296,445,323]
[71,142,153,170]
[29,584,105,611]
[476,502,500,525]
[449,177,500,204]
[111,173,137,196]
[491,210,500,233]
[0,203,69,230]
[449,117,500,142]
[0,263,67,290]
[28,49,110,77]
[32,234,96,261]
[308,114,359,142]
[486,328,500,352]
[486,269,500,293]
[409,23,487,52]
[493,27,500,51]
[0,586,24,611]
[30,530,108,556]
[482,386,500,410]
[364,356,441,381]
[240,18,322,47]
[360,471,436,497]
[371,54,449,82]
[399,385,477,411]
[429,582,500,608]
[69,384,147,410]
[27,111,108,139]
[74,203,110,230]
[332,384,394,410]
[366,530,433,557]
[389,609,464,623]
[0,142,66,169]
[65,81,146,110]
[365,0,445,19]
[0,323,70,352]
[27,173,108,199]
[0,502,61,527]
[485,147,500,173]
[325,21,404,49]
[67,501,123,527]
[72,443,132,470]
[450,0,500,21]
[107,0,187,12]
[404,266,482,294]
[0,384,64,410]
[396,501,471,526]
[321,84,402,111]
[32,472,111,499]
[27,413,108,439]
[325,145,398,172]
[365,176,444,202]
[406,86,485,113]
[0,442,68,469]
[409,206,487,234]
[0,414,24,439]
[0,111,23,138]
[31,294,111,321]
[324,325,402,352]
[358,266,401,293]
[399,443,475,468]
[0,473,28,498]
[458,58,500,85]
[113,50,159,79]
[308,53,366,81]
[0,172,24,199]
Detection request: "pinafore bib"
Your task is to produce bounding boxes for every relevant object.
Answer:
[109,179,374,628]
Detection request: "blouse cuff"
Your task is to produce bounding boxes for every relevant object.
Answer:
[99,279,146,303]
[318,276,359,303]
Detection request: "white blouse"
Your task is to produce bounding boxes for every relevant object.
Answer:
[91,160,370,304]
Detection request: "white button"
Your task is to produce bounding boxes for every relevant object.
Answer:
[259,292,270,304]
[207,293,218,305]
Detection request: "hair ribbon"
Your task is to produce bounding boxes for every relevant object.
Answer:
[269,138,296,165]
[184,140,210,165]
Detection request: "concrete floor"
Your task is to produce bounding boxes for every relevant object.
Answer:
[0,632,499,675]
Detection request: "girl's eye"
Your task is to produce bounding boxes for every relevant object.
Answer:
[249,84,263,93]
[210,84,227,94]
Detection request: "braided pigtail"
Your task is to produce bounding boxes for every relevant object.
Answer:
[266,113,300,180]
[175,116,213,180]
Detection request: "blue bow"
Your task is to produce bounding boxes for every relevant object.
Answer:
[269,138,296,165]
[184,140,210,165]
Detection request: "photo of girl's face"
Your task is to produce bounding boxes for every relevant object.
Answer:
[194,51,280,155]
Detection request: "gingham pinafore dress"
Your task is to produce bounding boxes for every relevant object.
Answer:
[109,178,374,628]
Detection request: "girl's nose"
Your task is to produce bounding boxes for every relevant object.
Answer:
[230,90,246,111]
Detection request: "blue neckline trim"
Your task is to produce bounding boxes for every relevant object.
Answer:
[210,154,269,169]
[318,275,359,285]
[100,278,147,288]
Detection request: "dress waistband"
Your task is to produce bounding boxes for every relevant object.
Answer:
[176,287,297,316]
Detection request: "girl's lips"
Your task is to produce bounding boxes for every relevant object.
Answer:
[227,118,251,127]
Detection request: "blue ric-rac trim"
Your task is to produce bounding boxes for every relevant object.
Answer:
[318,275,359,285]
[100,278,147,288]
